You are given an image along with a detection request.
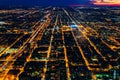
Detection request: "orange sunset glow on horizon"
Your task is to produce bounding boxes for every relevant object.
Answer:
[92,0,120,6]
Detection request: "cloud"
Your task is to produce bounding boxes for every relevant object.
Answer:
[92,0,120,6]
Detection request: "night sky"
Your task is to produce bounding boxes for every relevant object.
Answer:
[0,0,120,7]
[0,0,91,7]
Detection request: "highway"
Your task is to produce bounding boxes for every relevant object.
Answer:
[0,7,119,80]
[62,8,116,75]
[0,12,51,80]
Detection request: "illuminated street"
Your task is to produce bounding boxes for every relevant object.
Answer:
[0,7,119,80]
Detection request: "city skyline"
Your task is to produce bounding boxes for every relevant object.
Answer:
[0,6,119,80]
[0,0,119,80]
